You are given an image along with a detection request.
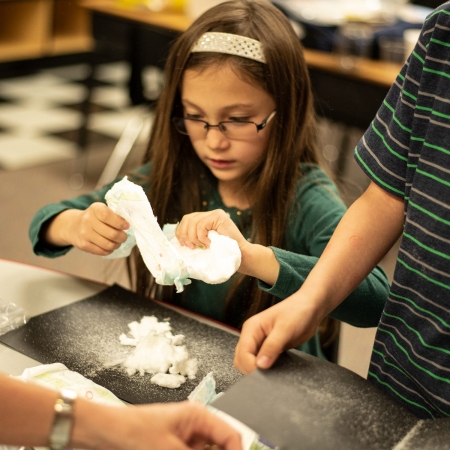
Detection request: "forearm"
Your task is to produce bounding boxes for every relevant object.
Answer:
[0,375,57,446]
[71,397,121,449]
[239,242,280,286]
[0,373,120,448]
[257,249,389,328]
[296,182,404,318]
[329,265,389,327]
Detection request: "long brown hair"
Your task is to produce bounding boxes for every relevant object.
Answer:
[132,0,319,327]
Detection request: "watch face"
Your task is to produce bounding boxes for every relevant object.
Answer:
[61,388,77,401]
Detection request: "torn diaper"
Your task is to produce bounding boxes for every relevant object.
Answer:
[104,177,241,292]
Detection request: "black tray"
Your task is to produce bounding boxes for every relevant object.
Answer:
[0,284,242,404]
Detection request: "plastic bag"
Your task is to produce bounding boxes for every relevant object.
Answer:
[0,301,27,336]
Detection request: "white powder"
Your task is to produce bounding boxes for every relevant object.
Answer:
[118,316,198,388]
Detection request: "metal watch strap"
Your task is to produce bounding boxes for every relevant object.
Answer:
[49,388,77,450]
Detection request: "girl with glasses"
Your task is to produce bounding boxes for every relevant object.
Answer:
[29,0,389,360]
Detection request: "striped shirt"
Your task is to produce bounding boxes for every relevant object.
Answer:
[355,3,450,419]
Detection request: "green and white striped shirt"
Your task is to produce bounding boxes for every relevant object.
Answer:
[355,2,450,419]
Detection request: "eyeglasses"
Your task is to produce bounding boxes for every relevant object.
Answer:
[172,110,276,140]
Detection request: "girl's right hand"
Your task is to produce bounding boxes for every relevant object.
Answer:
[46,203,130,256]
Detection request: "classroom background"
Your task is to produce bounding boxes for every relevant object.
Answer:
[0,0,440,379]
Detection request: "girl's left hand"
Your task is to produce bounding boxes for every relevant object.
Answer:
[176,209,248,251]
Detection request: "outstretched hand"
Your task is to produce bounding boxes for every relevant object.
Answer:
[47,203,130,256]
[176,209,248,251]
[85,401,242,450]
[0,374,242,450]
[234,294,323,374]
[133,402,242,450]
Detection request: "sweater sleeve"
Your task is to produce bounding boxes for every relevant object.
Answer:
[29,164,151,258]
[258,165,390,328]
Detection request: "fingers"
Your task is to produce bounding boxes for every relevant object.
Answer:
[176,210,229,249]
[90,400,240,450]
[234,297,322,374]
[176,212,212,249]
[92,203,129,231]
[198,409,242,450]
[177,403,242,450]
[235,320,290,373]
[176,209,244,250]
[92,218,128,245]
[78,231,122,256]
[74,203,130,255]
[254,326,288,370]
[234,318,265,374]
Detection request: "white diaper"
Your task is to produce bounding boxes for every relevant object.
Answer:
[104,177,241,292]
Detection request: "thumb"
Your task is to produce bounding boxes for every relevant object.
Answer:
[255,327,287,369]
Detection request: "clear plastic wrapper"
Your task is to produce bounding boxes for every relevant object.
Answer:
[0,301,27,336]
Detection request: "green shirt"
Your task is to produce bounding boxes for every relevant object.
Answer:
[29,163,390,359]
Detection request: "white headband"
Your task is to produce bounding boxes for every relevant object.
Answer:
[191,32,266,63]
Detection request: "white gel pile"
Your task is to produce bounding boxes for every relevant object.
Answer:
[119,316,198,388]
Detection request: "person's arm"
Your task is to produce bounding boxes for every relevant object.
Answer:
[0,373,241,449]
[176,169,390,328]
[251,170,390,328]
[259,248,389,327]
[233,181,404,373]
[43,203,130,256]
[29,164,151,258]
[29,183,125,258]
[175,209,280,285]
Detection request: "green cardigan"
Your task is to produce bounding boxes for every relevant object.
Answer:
[29,163,390,359]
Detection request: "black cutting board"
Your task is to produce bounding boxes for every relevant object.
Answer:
[213,351,419,450]
[0,284,242,404]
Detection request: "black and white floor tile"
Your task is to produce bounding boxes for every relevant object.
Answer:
[0,61,159,171]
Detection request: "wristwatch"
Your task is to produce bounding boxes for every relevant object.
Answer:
[49,388,77,450]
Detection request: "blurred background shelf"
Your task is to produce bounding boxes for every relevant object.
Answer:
[0,0,93,63]
[51,0,93,54]
[0,0,51,61]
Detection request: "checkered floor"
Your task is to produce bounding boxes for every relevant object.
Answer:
[0,61,159,171]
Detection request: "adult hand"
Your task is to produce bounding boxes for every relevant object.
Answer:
[0,375,241,450]
[76,401,242,450]
[234,293,323,374]
[176,209,248,251]
[48,203,129,255]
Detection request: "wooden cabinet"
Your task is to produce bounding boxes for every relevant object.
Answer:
[0,0,93,63]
